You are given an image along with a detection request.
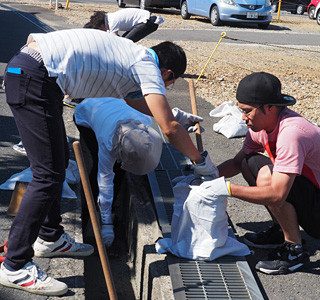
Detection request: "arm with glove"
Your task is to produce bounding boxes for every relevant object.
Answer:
[172,107,219,179]
[192,150,219,180]
[172,107,204,133]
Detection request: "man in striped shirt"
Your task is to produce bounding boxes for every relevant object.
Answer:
[1,28,217,295]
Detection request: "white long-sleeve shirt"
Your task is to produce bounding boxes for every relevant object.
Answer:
[106,8,151,33]
[74,97,152,222]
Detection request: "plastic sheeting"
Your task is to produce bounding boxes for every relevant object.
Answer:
[0,160,80,199]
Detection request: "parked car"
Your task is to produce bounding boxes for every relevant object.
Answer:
[307,0,320,18]
[117,0,180,10]
[316,2,320,23]
[271,0,310,15]
[180,0,272,29]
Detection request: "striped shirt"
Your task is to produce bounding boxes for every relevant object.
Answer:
[27,28,165,99]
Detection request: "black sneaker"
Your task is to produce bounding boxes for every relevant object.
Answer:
[255,241,310,275]
[243,224,284,249]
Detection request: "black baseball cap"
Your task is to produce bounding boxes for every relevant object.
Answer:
[236,72,296,106]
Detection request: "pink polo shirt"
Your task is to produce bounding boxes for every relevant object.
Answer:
[243,108,320,189]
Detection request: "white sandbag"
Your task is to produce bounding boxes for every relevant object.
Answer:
[209,102,248,138]
[155,175,250,260]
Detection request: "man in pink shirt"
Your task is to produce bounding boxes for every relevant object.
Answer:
[218,72,320,275]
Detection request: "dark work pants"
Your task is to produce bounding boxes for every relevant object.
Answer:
[122,17,159,42]
[4,52,67,270]
[246,153,320,239]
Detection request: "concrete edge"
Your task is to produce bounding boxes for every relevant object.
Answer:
[125,173,174,300]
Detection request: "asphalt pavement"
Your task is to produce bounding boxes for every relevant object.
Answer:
[0,4,85,300]
[0,2,319,300]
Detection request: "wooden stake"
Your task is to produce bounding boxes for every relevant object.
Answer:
[73,141,118,300]
[188,79,203,152]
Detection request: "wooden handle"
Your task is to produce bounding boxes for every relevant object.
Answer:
[188,79,203,152]
[73,141,118,300]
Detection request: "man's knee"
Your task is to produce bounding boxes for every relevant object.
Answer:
[256,165,272,186]
[240,158,256,186]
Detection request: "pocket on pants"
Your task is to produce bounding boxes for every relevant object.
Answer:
[4,72,31,107]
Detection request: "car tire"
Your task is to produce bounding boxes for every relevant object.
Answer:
[317,11,320,25]
[308,6,315,19]
[296,4,304,15]
[271,3,278,13]
[210,6,221,26]
[181,1,190,20]
[258,22,270,29]
[117,0,126,8]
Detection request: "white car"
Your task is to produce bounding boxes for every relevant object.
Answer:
[316,2,320,24]
[117,0,180,9]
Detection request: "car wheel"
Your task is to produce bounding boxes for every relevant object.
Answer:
[117,0,125,8]
[308,6,315,19]
[258,22,270,29]
[271,3,278,12]
[181,1,190,20]
[296,4,304,15]
[317,11,320,25]
[210,6,221,26]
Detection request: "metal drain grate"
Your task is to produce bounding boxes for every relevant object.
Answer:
[180,259,251,299]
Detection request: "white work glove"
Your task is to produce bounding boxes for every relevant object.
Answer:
[101,224,114,248]
[193,151,219,179]
[172,107,204,133]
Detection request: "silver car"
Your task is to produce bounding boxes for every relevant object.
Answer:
[180,0,272,29]
[117,0,180,10]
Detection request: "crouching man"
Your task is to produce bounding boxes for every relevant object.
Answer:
[218,72,320,275]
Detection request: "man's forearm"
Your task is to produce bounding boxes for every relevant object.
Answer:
[230,183,283,207]
[164,121,203,163]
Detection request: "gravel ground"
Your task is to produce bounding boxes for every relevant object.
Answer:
[4,0,320,125]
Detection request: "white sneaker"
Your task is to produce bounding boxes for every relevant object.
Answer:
[0,262,68,296]
[13,141,26,155]
[34,232,94,258]
[100,211,114,247]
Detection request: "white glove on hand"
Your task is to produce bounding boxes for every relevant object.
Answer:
[172,107,204,133]
[101,224,114,248]
[193,151,219,179]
